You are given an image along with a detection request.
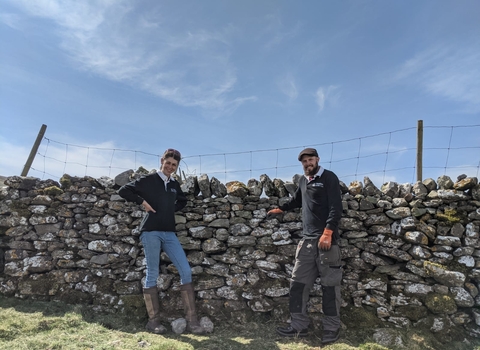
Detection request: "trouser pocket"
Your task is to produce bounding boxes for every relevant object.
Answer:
[320,266,342,286]
[317,246,342,286]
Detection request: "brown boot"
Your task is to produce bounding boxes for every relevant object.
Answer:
[143,286,167,334]
[180,283,205,334]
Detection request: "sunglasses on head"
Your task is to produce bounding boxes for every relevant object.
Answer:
[163,148,181,160]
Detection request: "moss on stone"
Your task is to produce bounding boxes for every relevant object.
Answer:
[436,208,462,225]
[94,277,115,294]
[118,294,146,319]
[395,305,429,321]
[447,260,472,276]
[58,289,93,305]
[9,201,28,210]
[341,305,383,330]
[423,260,446,277]
[19,276,56,296]
[121,294,145,309]
[425,293,457,314]
[12,209,31,218]
[45,207,58,216]
[43,186,64,196]
[424,257,471,277]
[59,175,72,189]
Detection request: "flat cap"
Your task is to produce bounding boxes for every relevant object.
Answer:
[298,147,319,161]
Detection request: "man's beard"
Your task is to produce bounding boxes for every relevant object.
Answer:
[304,163,319,176]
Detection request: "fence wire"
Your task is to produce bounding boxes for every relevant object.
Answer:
[28,124,480,186]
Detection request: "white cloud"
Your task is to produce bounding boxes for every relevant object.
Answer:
[277,74,298,101]
[395,44,480,112]
[261,12,302,50]
[7,0,254,113]
[315,85,339,112]
[0,12,22,29]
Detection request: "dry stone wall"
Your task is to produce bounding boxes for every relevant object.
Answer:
[0,171,479,342]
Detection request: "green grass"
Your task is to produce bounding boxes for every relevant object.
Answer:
[0,296,479,350]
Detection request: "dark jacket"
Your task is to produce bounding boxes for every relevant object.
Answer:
[118,173,187,232]
[280,169,343,241]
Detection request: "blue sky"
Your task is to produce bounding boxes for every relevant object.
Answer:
[1,1,479,187]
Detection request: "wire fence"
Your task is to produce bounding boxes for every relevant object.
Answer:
[28,124,480,187]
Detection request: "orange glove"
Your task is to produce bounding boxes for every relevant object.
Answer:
[319,228,333,250]
[267,208,283,217]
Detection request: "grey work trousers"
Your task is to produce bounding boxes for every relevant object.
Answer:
[289,237,342,332]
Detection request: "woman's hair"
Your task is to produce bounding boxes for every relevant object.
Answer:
[162,148,181,161]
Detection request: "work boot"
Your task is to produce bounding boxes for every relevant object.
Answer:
[180,283,206,334]
[276,325,308,337]
[143,286,167,334]
[322,329,340,344]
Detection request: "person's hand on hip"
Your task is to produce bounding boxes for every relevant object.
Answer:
[267,208,283,218]
[142,200,156,213]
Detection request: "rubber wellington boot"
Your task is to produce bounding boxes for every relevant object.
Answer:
[143,286,167,334]
[180,283,206,334]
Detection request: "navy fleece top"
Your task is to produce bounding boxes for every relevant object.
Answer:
[118,173,187,232]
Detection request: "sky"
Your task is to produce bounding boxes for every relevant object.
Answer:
[1,0,479,187]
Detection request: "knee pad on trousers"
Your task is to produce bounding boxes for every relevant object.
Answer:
[322,286,338,316]
[290,282,307,313]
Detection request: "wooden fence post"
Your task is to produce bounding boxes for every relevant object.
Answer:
[416,120,423,182]
[21,124,47,177]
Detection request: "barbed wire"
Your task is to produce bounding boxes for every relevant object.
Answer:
[28,124,480,186]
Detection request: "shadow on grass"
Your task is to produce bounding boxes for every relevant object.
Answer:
[0,295,342,350]
[2,296,479,350]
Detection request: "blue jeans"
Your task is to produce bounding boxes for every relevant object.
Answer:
[140,231,192,288]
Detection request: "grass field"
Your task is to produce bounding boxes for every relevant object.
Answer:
[1,295,479,350]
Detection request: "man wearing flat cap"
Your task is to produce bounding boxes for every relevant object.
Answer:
[268,147,343,344]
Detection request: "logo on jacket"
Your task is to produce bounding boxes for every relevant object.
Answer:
[170,188,177,193]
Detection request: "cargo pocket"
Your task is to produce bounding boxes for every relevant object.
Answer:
[319,265,342,286]
[317,246,342,286]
